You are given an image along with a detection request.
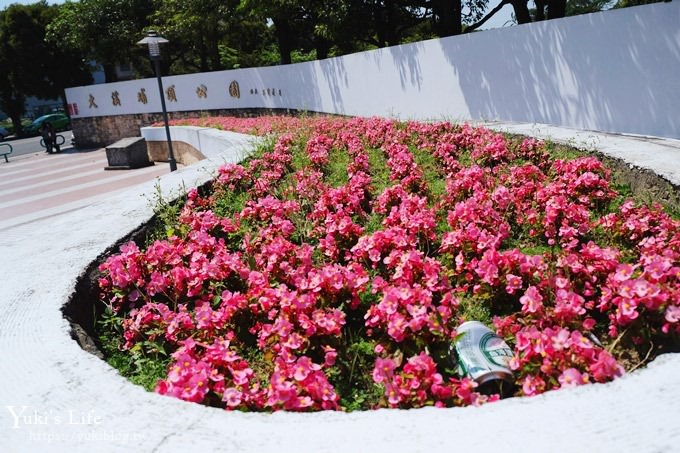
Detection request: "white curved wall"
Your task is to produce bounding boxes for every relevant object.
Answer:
[65,3,680,138]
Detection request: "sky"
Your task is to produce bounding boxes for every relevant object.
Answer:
[0,0,516,31]
[478,2,517,30]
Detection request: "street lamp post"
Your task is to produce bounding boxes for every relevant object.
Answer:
[138,30,177,172]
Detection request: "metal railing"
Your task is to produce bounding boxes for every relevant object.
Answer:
[0,142,13,162]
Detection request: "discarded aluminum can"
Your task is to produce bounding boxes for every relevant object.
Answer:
[453,321,514,386]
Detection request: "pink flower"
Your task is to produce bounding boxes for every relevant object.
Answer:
[558,368,588,388]
[223,388,243,407]
[665,305,680,323]
[520,286,543,314]
[521,375,545,396]
[505,274,523,294]
[372,358,397,384]
[323,346,338,367]
[590,351,624,382]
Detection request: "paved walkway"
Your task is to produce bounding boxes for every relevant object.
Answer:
[0,126,679,453]
[0,149,174,231]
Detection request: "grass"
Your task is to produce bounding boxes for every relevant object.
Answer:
[411,145,447,200]
[97,308,171,391]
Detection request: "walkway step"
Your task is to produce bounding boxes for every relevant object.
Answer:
[0,149,174,231]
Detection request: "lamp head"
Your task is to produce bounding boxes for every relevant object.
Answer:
[137,30,168,59]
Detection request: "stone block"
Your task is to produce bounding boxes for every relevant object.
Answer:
[105,137,153,170]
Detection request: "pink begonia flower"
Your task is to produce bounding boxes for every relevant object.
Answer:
[505,274,522,294]
[223,388,243,407]
[282,332,305,350]
[455,377,479,403]
[615,299,639,325]
[520,286,543,314]
[590,351,624,382]
[558,368,588,388]
[231,368,254,386]
[551,328,572,351]
[372,358,396,384]
[582,317,596,330]
[554,276,569,289]
[643,258,671,281]
[571,331,594,350]
[521,375,545,396]
[665,305,680,323]
[613,264,636,282]
[323,346,338,367]
[293,356,320,382]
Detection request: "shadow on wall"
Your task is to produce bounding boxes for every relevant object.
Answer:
[277,40,428,117]
[318,57,349,112]
[249,60,350,115]
[437,4,680,138]
[387,42,426,91]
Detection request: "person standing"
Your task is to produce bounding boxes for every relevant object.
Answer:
[39,122,60,154]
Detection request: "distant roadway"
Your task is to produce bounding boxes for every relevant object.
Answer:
[1,130,73,158]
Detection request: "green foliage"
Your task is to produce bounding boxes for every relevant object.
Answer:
[613,0,665,8]
[0,2,91,132]
[291,49,318,63]
[366,147,391,198]
[457,296,493,326]
[145,181,189,243]
[330,323,383,411]
[148,0,278,74]
[326,148,351,188]
[98,308,170,391]
[566,0,615,15]
[410,145,446,201]
[46,0,153,82]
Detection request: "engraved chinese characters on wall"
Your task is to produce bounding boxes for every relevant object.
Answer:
[137,88,148,104]
[166,85,177,102]
[111,91,121,106]
[228,81,240,99]
[196,84,208,99]
[258,87,282,96]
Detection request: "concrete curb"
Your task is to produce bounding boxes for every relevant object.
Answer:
[1,127,678,452]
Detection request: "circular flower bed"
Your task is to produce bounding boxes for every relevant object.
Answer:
[97,116,680,411]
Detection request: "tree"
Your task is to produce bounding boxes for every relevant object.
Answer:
[0,2,91,134]
[239,0,305,65]
[147,0,277,73]
[566,0,612,15]
[47,0,154,82]
[466,0,616,32]
[613,0,666,8]
[220,11,278,68]
[237,0,430,63]
[149,0,230,73]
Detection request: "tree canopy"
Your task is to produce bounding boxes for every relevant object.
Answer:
[0,1,91,133]
[46,0,155,82]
